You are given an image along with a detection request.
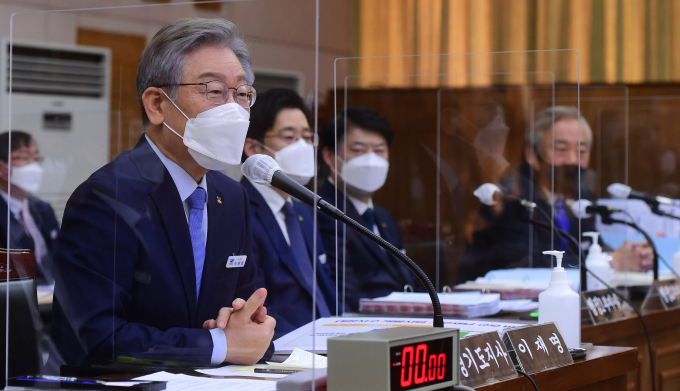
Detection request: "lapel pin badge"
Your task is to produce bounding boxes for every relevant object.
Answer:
[217,196,222,204]
[381,222,387,228]
[299,216,303,221]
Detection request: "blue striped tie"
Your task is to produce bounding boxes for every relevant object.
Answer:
[188,187,206,300]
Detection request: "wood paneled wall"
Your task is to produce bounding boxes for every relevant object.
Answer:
[319,83,680,284]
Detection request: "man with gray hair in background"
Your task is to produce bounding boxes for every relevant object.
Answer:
[458,106,652,283]
[50,18,275,368]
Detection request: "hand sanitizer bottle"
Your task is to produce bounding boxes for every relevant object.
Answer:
[583,232,611,290]
[539,250,580,349]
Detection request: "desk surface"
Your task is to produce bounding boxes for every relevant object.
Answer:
[477,345,637,391]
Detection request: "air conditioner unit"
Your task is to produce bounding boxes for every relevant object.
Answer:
[0,38,111,221]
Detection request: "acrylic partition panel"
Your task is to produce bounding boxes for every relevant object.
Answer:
[329,51,581,335]
[3,0,322,383]
[594,95,680,284]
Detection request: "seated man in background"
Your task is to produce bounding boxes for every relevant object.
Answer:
[0,131,58,284]
[318,106,417,313]
[50,18,274,368]
[241,88,335,338]
[458,106,652,283]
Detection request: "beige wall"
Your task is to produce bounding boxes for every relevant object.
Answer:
[0,0,351,99]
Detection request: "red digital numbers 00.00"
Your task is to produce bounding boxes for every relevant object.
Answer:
[399,344,447,387]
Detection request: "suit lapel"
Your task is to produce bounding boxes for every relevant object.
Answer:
[337,186,406,285]
[131,136,197,323]
[0,196,34,250]
[243,179,315,298]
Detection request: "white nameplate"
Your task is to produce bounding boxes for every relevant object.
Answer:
[226,255,247,268]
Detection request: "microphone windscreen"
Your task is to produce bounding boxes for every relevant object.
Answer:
[571,199,593,219]
[607,183,632,199]
[473,183,501,206]
[241,154,280,186]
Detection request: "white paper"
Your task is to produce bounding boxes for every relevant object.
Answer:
[499,299,539,312]
[274,317,521,353]
[133,371,276,391]
[196,365,288,379]
[267,348,327,369]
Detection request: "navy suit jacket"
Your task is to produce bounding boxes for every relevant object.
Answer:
[241,178,335,339]
[0,195,59,283]
[50,136,257,367]
[317,181,416,312]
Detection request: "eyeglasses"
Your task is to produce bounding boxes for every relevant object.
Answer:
[157,80,256,108]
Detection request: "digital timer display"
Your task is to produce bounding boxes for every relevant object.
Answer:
[389,336,454,391]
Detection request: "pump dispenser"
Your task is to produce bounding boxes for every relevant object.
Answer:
[583,232,611,290]
[538,250,580,349]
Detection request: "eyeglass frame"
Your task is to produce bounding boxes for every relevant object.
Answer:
[156,80,257,108]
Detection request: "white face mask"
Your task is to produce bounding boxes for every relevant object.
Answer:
[160,89,250,171]
[11,161,43,194]
[258,138,315,185]
[339,152,389,193]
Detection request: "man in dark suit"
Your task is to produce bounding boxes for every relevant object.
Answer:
[50,18,275,368]
[318,106,417,313]
[241,88,335,338]
[0,131,59,284]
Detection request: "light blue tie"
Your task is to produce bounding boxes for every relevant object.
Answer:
[188,187,206,300]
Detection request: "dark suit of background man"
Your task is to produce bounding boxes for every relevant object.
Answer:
[318,106,417,313]
[458,106,653,283]
[49,18,275,369]
[241,88,335,338]
[0,131,59,284]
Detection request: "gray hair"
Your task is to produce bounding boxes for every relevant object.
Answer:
[526,106,593,153]
[136,18,254,125]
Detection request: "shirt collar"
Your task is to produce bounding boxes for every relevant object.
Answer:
[251,181,291,215]
[327,176,373,215]
[0,190,25,219]
[146,134,207,203]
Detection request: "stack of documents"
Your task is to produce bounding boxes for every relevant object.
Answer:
[359,291,501,317]
[454,268,580,299]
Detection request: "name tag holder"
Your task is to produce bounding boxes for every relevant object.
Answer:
[501,322,573,374]
[459,331,517,387]
[641,279,680,313]
[581,288,627,325]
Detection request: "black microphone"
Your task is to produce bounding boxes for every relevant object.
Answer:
[608,183,673,206]
[570,198,660,280]
[473,183,537,210]
[241,154,445,328]
[570,199,621,219]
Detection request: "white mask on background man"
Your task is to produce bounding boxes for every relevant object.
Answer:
[258,138,315,185]
[339,152,389,193]
[11,161,43,194]
[160,89,250,171]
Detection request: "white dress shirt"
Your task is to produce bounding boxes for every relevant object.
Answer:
[327,177,380,236]
[146,135,226,366]
[251,181,293,245]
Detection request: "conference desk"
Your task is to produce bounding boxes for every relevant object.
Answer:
[582,306,680,391]
[4,345,631,391]
[477,345,637,391]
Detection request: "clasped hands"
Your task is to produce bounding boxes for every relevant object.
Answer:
[203,287,276,365]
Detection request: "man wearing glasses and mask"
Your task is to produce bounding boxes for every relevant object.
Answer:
[458,106,653,283]
[317,106,417,313]
[241,88,335,338]
[0,131,59,284]
[50,18,275,368]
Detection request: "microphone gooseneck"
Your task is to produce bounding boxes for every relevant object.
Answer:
[242,154,445,328]
[570,199,660,281]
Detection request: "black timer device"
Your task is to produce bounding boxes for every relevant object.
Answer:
[327,327,460,391]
